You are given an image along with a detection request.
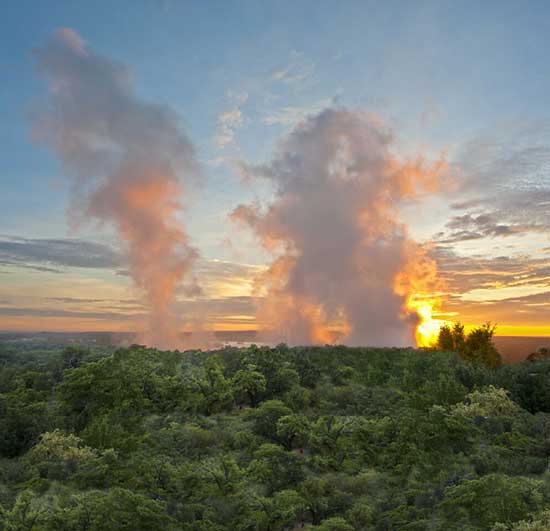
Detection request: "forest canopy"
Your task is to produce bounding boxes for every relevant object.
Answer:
[2,340,550,530]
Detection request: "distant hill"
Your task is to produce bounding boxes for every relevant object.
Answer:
[494,336,550,364]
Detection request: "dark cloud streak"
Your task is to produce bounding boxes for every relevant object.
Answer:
[440,123,550,244]
[0,235,122,271]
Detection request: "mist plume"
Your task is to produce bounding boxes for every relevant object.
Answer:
[32,28,199,349]
[232,108,446,347]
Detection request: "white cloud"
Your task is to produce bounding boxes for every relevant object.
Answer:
[215,107,244,149]
[206,155,230,168]
[271,50,315,84]
[262,97,335,126]
[226,89,249,105]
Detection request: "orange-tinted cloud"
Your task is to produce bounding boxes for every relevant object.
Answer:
[232,108,447,346]
[32,29,200,349]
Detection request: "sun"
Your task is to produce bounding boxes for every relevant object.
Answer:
[406,296,446,347]
[414,300,444,347]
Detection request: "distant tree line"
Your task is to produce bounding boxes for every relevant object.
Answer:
[437,322,502,368]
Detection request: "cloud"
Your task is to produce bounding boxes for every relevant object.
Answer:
[47,297,115,304]
[262,97,336,127]
[0,295,260,330]
[432,246,550,295]
[444,123,550,242]
[0,306,141,321]
[225,89,248,105]
[213,87,250,150]
[196,258,265,279]
[0,261,62,274]
[444,290,550,327]
[0,256,267,331]
[33,28,200,349]
[215,107,244,149]
[232,107,446,347]
[175,295,257,319]
[45,296,142,309]
[270,51,315,85]
[424,123,550,329]
[0,235,122,271]
[414,244,550,330]
[437,213,519,243]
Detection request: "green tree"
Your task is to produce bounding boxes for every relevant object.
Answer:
[185,356,233,414]
[451,386,521,418]
[493,510,550,530]
[439,474,544,529]
[249,400,293,442]
[252,489,306,530]
[308,416,354,468]
[28,429,96,481]
[60,487,175,530]
[276,414,309,450]
[248,443,305,494]
[298,476,335,525]
[437,324,455,351]
[2,489,55,530]
[527,347,550,362]
[314,516,355,530]
[438,322,501,368]
[465,322,502,368]
[200,455,244,495]
[231,364,267,407]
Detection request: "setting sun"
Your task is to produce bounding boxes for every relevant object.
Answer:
[412,298,446,347]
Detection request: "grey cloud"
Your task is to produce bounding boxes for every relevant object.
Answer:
[432,244,550,328]
[46,297,142,308]
[195,259,264,279]
[444,290,550,326]
[174,295,257,318]
[0,307,141,321]
[47,297,111,304]
[433,246,550,294]
[0,260,62,274]
[0,236,122,271]
[444,123,550,242]
[439,213,518,243]
[0,295,258,327]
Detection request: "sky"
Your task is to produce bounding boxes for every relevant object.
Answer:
[1,0,550,339]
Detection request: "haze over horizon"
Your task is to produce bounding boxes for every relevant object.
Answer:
[2,1,550,345]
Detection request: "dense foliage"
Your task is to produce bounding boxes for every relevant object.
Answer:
[437,322,502,368]
[2,341,550,529]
